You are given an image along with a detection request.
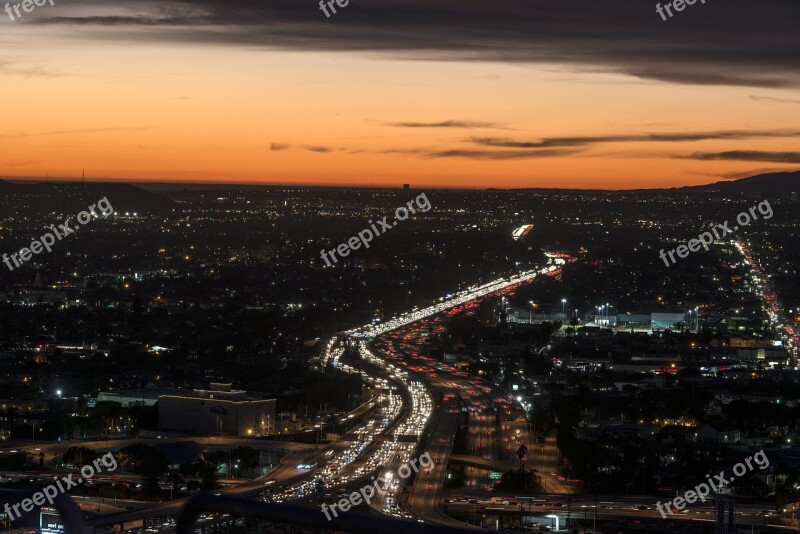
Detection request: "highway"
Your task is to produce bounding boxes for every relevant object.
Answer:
[265,259,574,527]
[8,251,794,532]
[8,251,791,532]
[370,314,551,529]
[317,257,575,528]
[7,257,578,531]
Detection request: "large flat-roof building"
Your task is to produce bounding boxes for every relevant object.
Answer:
[98,386,184,407]
[158,383,275,437]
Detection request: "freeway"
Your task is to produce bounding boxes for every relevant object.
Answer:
[326,258,576,527]
[372,316,541,528]
[45,259,573,531]
[86,247,798,532]
[47,251,790,532]
[346,262,565,339]
[308,263,571,526]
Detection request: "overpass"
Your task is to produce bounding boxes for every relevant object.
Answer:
[448,454,517,473]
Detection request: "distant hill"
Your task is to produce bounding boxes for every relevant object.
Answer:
[0,180,176,217]
[686,171,800,196]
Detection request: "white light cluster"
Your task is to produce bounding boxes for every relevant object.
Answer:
[346,265,559,338]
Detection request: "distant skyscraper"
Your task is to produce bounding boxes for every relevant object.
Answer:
[403,184,410,190]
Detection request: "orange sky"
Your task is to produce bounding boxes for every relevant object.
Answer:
[1,2,799,189]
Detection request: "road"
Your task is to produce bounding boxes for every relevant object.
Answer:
[37,252,793,532]
[340,260,574,527]
[18,259,574,531]
[440,493,787,531]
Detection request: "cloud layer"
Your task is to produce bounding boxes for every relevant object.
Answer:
[32,0,800,88]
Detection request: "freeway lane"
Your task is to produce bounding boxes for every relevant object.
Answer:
[360,273,575,528]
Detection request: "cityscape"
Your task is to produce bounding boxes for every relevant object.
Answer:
[1,1,799,534]
[0,180,798,533]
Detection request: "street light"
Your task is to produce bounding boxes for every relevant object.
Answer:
[529,301,535,324]
[561,299,567,321]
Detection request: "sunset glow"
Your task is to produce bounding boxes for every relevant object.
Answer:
[2,0,799,189]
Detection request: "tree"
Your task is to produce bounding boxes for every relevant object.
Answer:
[62,447,97,467]
[495,469,542,492]
[141,474,162,500]
[120,444,167,475]
[199,461,219,490]
[517,444,528,472]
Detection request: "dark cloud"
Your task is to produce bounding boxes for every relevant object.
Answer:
[31,0,800,88]
[387,120,502,129]
[270,143,337,153]
[376,128,800,160]
[679,151,800,163]
[749,95,800,104]
[470,130,800,149]
[0,60,65,78]
[424,148,579,160]
[376,145,577,159]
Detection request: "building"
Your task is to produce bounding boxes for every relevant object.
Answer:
[158,383,276,436]
[651,312,686,330]
[98,385,184,407]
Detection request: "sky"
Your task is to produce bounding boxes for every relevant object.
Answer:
[1,0,799,189]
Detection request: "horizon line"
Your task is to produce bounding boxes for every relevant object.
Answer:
[0,175,753,193]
